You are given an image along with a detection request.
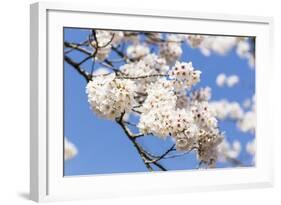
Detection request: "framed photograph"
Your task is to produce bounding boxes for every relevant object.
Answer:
[30,2,274,202]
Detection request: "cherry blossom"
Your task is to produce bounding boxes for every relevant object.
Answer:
[169,61,201,90]
[216,73,239,87]
[218,139,241,162]
[86,73,137,120]
[246,139,256,164]
[160,35,183,65]
[126,44,150,59]
[65,29,256,170]
[64,138,78,160]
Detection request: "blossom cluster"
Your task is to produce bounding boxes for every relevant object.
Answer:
[90,31,254,67]
[216,73,240,87]
[209,96,256,134]
[120,54,169,93]
[246,139,256,164]
[160,35,183,65]
[64,138,78,160]
[90,30,124,61]
[126,44,150,59]
[86,59,223,166]
[186,35,255,68]
[209,100,244,120]
[217,139,241,162]
[86,73,136,119]
[169,61,201,90]
[237,95,256,133]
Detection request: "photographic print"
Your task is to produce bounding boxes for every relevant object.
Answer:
[63,28,256,176]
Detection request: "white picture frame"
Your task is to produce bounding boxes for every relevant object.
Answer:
[30,2,274,202]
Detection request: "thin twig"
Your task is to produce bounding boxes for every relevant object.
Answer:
[149,145,176,163]
[225,156,245,167]
[64,40,90,54]
[117,74,169,80]
[112,46,132,63]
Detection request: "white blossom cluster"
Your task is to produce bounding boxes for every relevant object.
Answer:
[217,139,241,162]
[120,54,168,78]
[209,100,244,120]
[138,79,177,137]
[216,73,240,87]
[136,76,222,166]
[91,30,124,61]
[160,35,183,65]
[238,110,256,133]
[208,97,256,164]
[126,44,150,59]
[186,35,255,68]
[209,96,256,134]
[86,59,223,166]
[246,139,256,164]
[90,32,254,68]
[120,54,169,93]
[186,35,204,48]
[64,138,78,160]
[190,87,212,102]
[86,73,136,120]
[237,95,256,133]
[123,32,140,43]
[186,35,237,56]
[169,61,201,90]
[236,40,255,68]
[192,101,218,131]
[171,109,199,151]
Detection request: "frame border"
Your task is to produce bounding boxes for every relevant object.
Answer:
[30,2,274,202]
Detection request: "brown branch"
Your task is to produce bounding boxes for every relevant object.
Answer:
[116,113,168,171]
[152,161,167,171]
[225,156,245,167]
[64,40,90,54]
[64,42,92,56]
[117,74,169,80]
[64,55,91,82]
[162,148,197,160]
[150,145,176,163]
[98,33,115,48]
[64,41,122,77]
[131,108,142,115]
[76,33,116,66]
[77,49,98,66]
[116,114,153,171]
[123,121,137,127]
[111,46,132,63]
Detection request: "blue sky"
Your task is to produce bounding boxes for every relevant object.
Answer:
[63,28,255,176]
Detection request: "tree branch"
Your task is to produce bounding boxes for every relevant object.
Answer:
[117,74,169,80]
[64,40,90,54]
[116,114,153,171]
[111,46,132,63]
[64,55,91,82]
[148,145,175,163]
[64,41,92,56]
[116,113,168,171]
[225,156,245,167]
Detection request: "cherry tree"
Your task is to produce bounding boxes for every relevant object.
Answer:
[64,30,256,171]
